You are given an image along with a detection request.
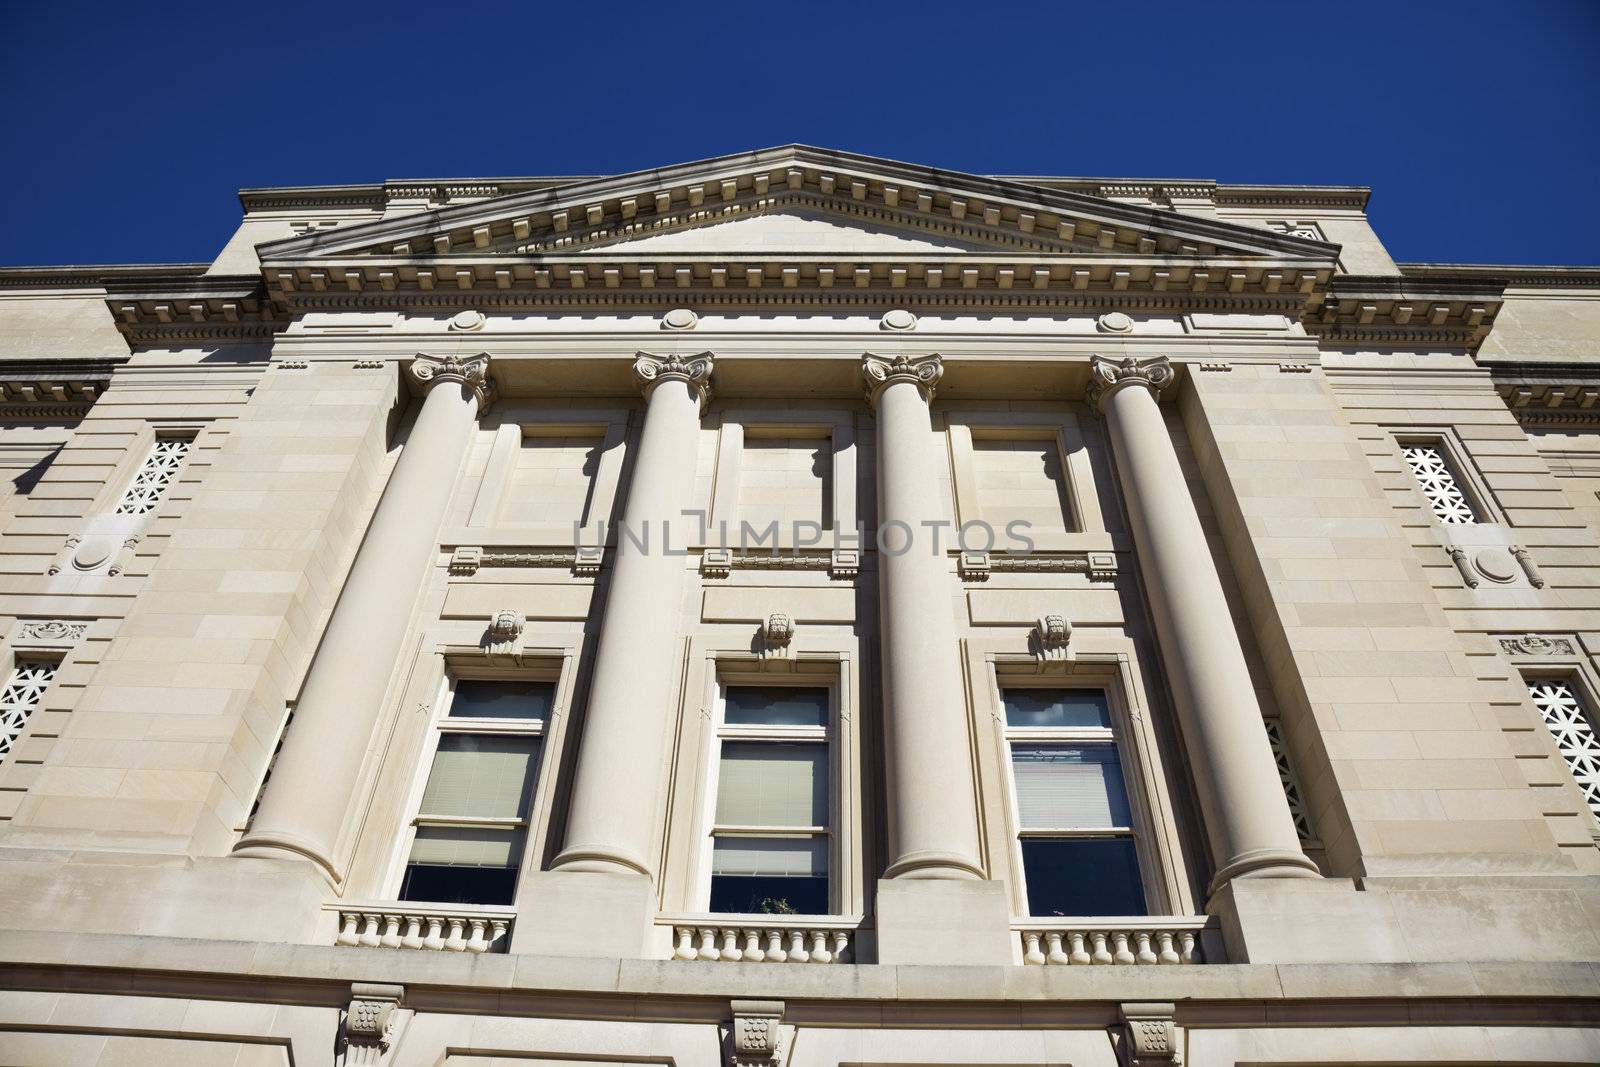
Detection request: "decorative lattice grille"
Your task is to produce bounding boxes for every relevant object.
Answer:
[1263,718,1315,842]
[0,661,57,764]
[1529,679,1600,820]
[114,437,191,515]
[1401,444,1477,525]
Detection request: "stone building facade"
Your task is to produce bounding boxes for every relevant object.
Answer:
[0,145,1596,1065]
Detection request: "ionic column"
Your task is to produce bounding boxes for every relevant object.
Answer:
[551,352,713,877]
[235,354,493,880]
[863,354,985,881]
[1089,355,1318,892]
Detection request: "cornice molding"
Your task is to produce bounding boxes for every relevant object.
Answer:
[101,274,280,344]
[1306,274,1506,351]
[0,357,124,420]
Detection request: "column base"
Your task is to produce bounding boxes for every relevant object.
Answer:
[883,848,986,881]
[231,830,340,887]
[512,870,657,958]
[1206,846,1322,898]
[874,878,1014,965]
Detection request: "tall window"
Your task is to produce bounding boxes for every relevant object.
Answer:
[398,679,553,906]
[0,659,56,767]
[115,435,193,515]
[1400,442,1478,525]
[705,685,832,915]
[1527,677,1600,821]
[1003,688,1146,916]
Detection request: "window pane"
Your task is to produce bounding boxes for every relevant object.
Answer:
[1003,689,1111,729]
[709,836,829,916]
[418,734,540,819]
[1020,837,1146,917]
[401,826,524,906]
[724,686,828,727]
[715,742,826,826]
[449,680,554,720]
[1012,743,1131,828]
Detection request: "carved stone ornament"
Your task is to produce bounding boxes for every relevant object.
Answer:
[344,982,405,1067]
[487,608,524,655]
[447,308,486,332]
[759,612,795,659]
[1097,311,1134,334]
[862,353,943,406]
[881,308,918,331]
[409,353,494,413]
[1499,633,1575,657]
[662,307,699,330]
[1118,1001,1179,1067]
[15,620,88,644]
[727,999,786,1067]
[1087,355,1175,413]
[634,351,714,410]
[1032,614,1072,662]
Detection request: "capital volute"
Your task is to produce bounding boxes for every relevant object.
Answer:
[1086,355,1174,414]
[862,353,943,407]
[634,351,714,411]
[409,353,495,415]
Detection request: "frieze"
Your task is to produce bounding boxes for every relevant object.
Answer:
[1499,634,1576,657]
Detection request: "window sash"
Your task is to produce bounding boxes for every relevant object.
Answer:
[417,733,541,821]
[714,741,827,828]
[1010,742,1133,830]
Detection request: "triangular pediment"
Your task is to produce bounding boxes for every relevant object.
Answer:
[259,145,1340,267]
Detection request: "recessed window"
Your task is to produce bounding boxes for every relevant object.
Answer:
[398,678,554,906]
[739,436,832,534]
[1527,677,1600,821]
[115,435,193,516]
[1400,441,1478,525]
[971,436,1072,534]
[0,659,57,767]
[707,685,831,915]
[1003,688,1147,917]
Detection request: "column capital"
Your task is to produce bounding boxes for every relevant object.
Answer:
[634,351,714,410]
[863,353,943,407]
[409,352,494,414]
[1087,355,1174,413]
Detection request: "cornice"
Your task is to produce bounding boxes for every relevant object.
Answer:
[1490,364,1600,427]
[102,273,281,344]
[0,356,122,420]
[1398,263,1600,290]
[1305,274,1506,351]
[0,263,208,291]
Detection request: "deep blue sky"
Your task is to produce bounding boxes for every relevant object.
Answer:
[3,1,1596,269]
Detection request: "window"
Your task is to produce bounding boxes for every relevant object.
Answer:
[398,679,554,906]
[501,433,603,527]
[971,436,1073,534]
[1400,442,1478,525]
[115,436,192,515]
[1528,677,1600,821]
[0,659,57,767]
[1002,688,1146,916]
[738,435,832,534]
[705,685,832,915]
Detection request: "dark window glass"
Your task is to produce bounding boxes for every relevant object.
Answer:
[709,874,830,916]
[1019,837,1146,917]
[1003,689,1112,729]
[399,863,519,906]
[724,686,828,727]
[449,680,554,720]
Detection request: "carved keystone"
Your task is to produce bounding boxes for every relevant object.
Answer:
[727,999,787,1067]
[344,983,405,1067]
[759,612,795,660]
[1118,1001,1179,1067]
[1031,614,1072,662]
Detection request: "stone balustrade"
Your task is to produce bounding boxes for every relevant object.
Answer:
[662,915,862,963]
[329,902,514,953]
[1014,917,1213,965]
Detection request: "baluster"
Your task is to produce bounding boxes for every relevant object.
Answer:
[466,918,489,953]
[379,914,403,949]
[787,929,810,963]
[1022,932,1045,965]
[697,927,720,961]
[1156,930,1179,965]
[1134,931,1156,965]
[1112,931,1135,964]
[1090,931,1113,965]
[488,919,510,951]
[764,929,787,963]
[1068,931,1090,965]
[1178,931,1198,963]
[719,928,741,962]
[809,930,831,963]
[1045,932,1069,965]
[444,917,467,951]
[742,929,765,962]
[832,930,850,964]
[336,912,360,947]
[423,917,445,951]
[674,927,698,960]
[358,913,382,948]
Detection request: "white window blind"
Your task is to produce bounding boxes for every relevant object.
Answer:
[711,836,828,877]
[715,742,826,827]
[1011,744,1131,829]
[418,734,539,820]
[407,825,521,867]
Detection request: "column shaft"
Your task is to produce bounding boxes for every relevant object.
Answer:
[552,354,711,877]
[866,355,985,881]
[1093,356,1318,892]
[236,355,491,881]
